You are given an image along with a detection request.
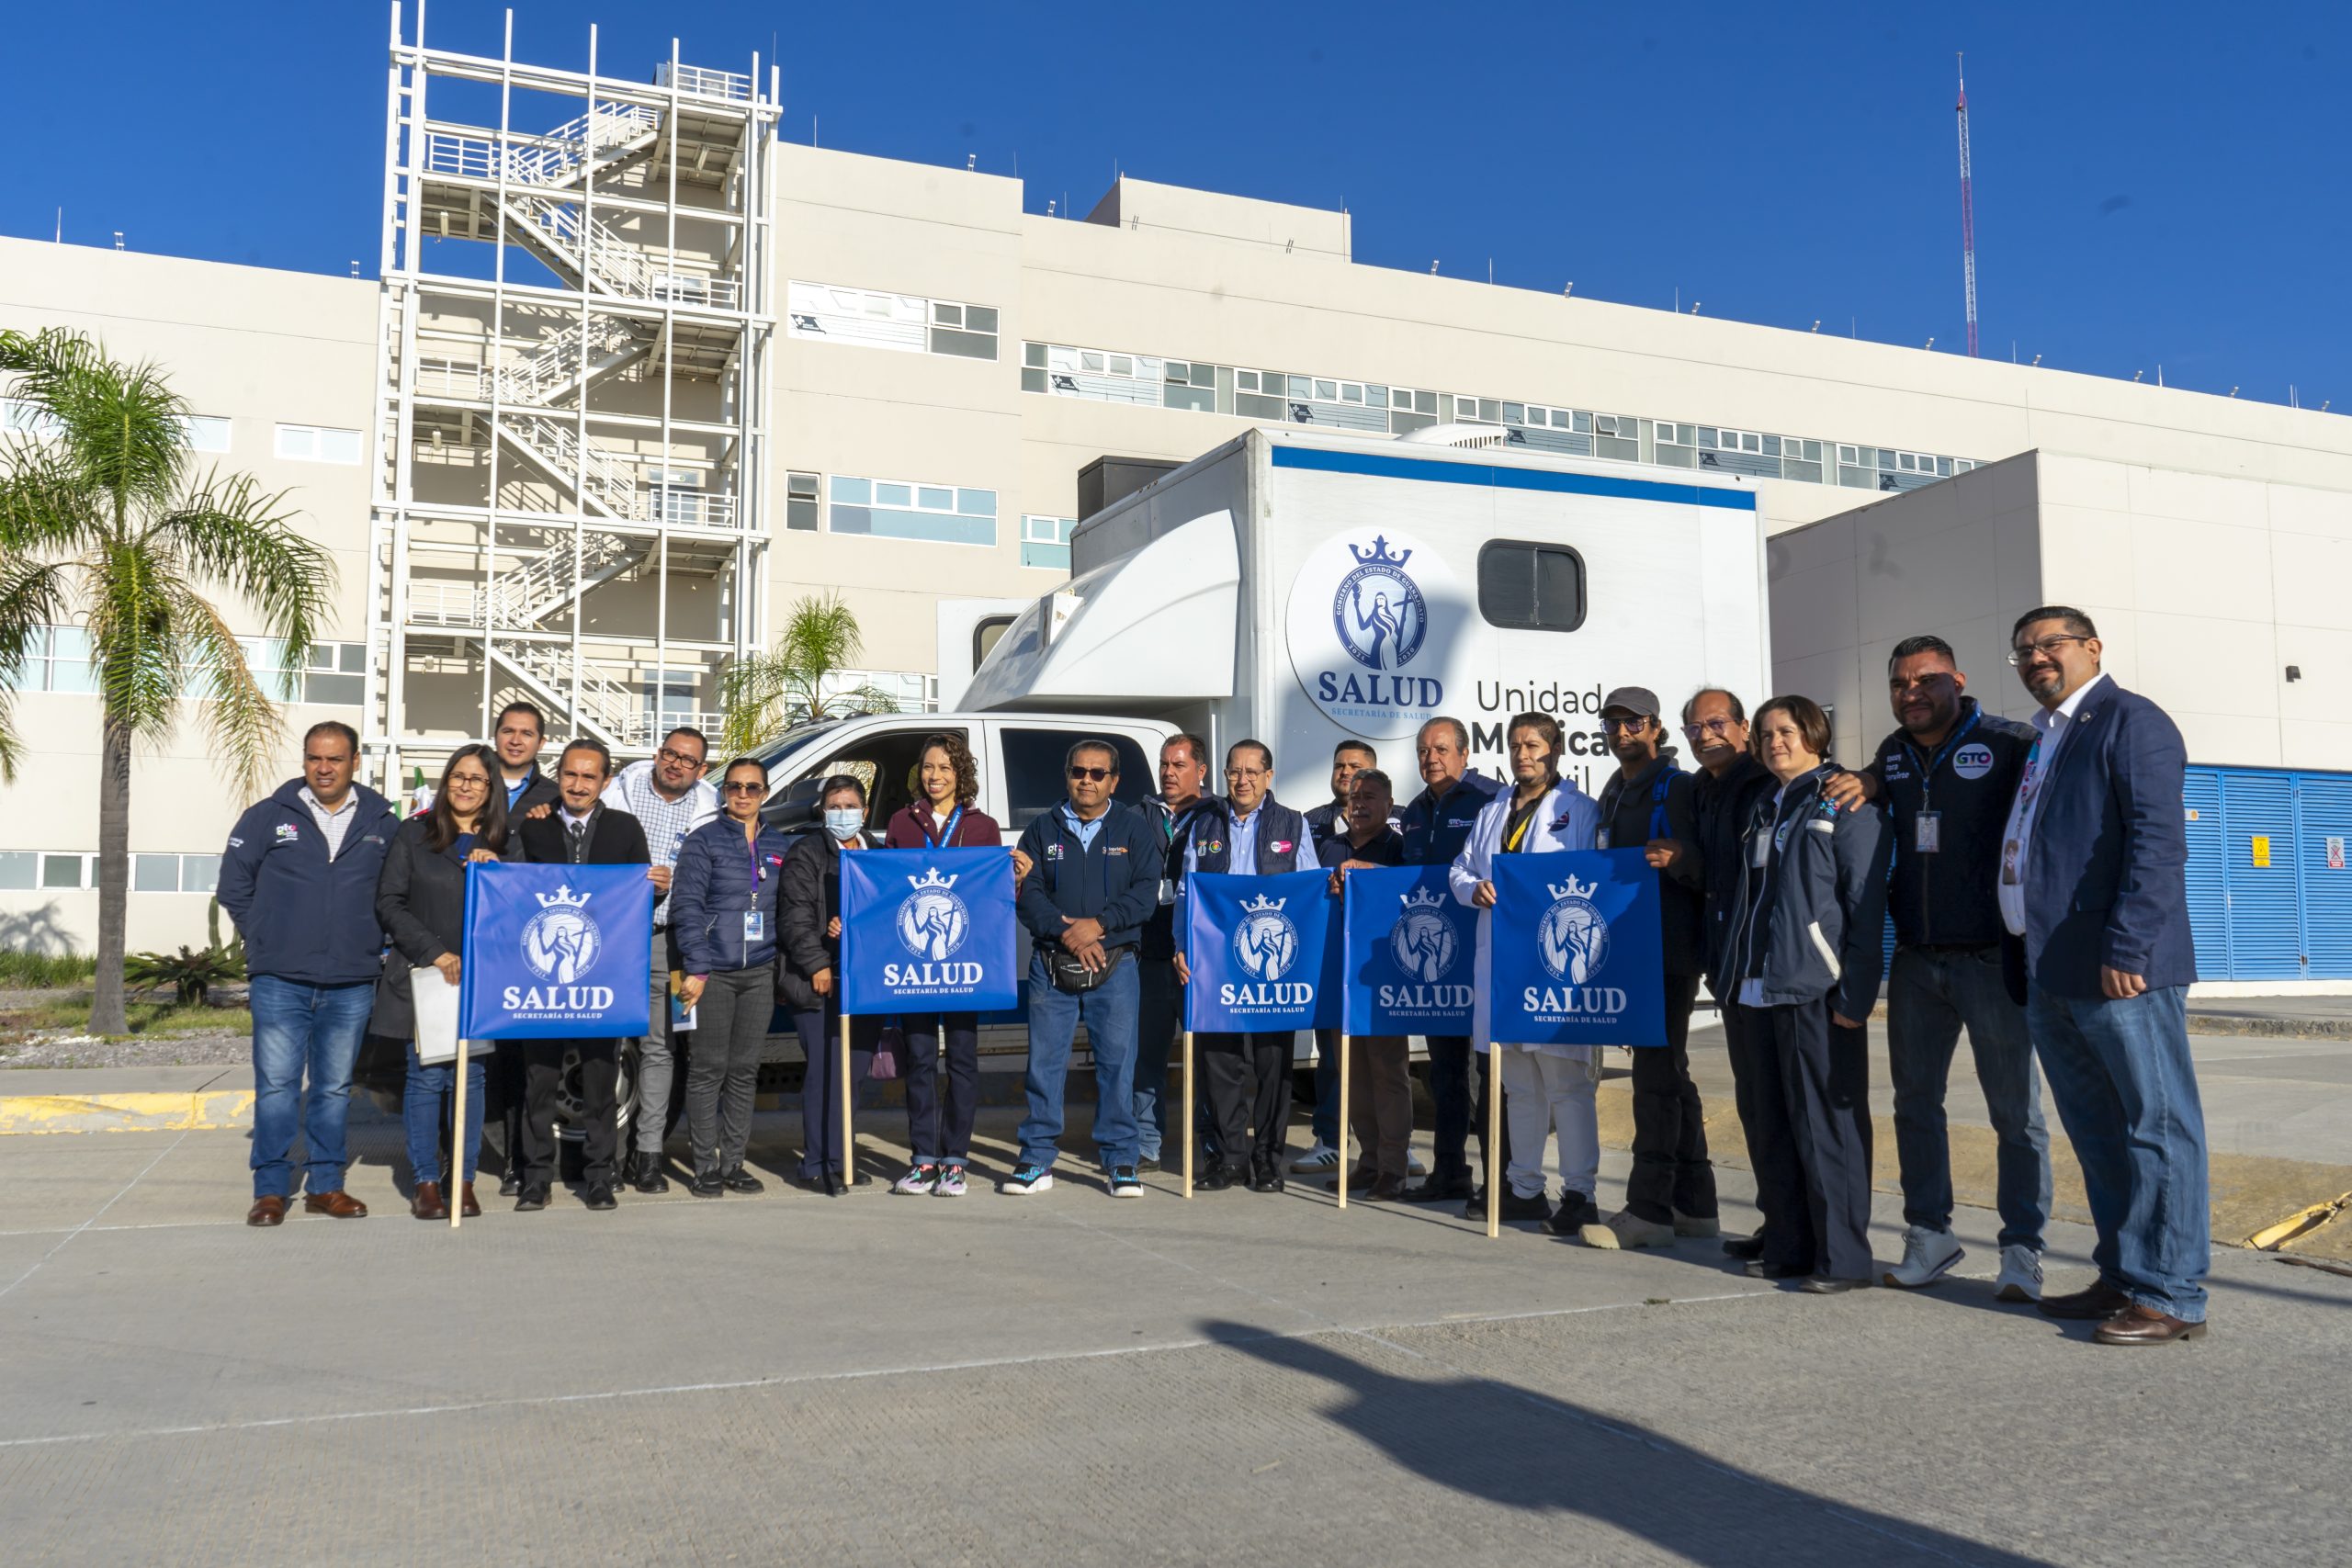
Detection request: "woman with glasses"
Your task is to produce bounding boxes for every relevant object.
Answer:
[779,773,884,1193]
[880,733,1004,1199]
[1719,695,1892,1294]
[671,757,792,1198]
[370,744,510,1221]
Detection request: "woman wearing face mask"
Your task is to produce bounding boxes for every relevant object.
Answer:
[670,758,791,1199]
[370,744,511,1221]
[878,733,1005,1199]
[1720,695,1891,1295]
[779,773,883,1194]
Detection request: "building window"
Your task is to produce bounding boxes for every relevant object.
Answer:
[1,398,63,441]
[275,423,362,464]
[0,852,34,890]
[1021,514,1074,570]
[786,471,821,532]
[4,626,99,694]
[179,415,232,453]
[641,668,702,735]
[928,300,999,360]
[829,476,996,547]
[40,852,91,889]
[1,851,215,893]
[1477,540,1587,633]
[787,281,999,361]
[234,637,367,705]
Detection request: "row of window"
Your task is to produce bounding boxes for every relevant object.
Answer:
[3,400,361,467]
[5,628,368,705]
[786,281,999,362]
[0,851,220,895]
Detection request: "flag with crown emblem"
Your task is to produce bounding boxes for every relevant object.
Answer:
[838,849,1019,1013]
[459,863,654,1038]
[1340,865,1479,1035]
[1487,850,1667,1046]
[1182,869,1341,1031]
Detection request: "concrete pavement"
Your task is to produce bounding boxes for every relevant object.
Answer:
[2,1109,2349,1566]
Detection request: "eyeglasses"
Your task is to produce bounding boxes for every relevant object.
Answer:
[2007,634,2092,666]
[721,780,765,795]
[1681,717,1738,738]
[656,747,705,767]
[1067,765,1113,783]
[1601,715,1653,733]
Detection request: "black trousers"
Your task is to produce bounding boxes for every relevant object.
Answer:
[1197,1031,1293,1173]
[520,1038,620,1187]
[1623,972,1716,1224]
[1424,1035,1509,1183]
[1737,1000,1874,1280]
[493,1039,528,1177]
[902,1012,979,1163]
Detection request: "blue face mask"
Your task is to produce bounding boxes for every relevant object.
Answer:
[824,807,865,842]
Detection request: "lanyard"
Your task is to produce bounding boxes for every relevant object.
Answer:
[742,825,765,906]
[922,804,965,849]
[1504,798,1540,852]
[1902,706,1982,809]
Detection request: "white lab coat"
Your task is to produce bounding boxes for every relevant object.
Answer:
[1449,778,1600,1057]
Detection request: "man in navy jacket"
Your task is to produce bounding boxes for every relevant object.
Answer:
[2001,606,2209,1344]
[218,722,398,1226]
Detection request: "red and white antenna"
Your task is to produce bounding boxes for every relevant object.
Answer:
[1956,54,1979,358]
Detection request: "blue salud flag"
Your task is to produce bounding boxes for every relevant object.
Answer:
[1486,849,1667,1047]
[1183,869,1341,1032]
[459,862,654,1038]
[839,848,1020,1013]
[1340,864,1478,1036]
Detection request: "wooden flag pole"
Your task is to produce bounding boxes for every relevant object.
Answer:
[1486,1046,1502,1239]
[449,1036,469,1231]
[839,1011,854,1196]
[1335,1032,1350,1211]
[1181,1029,1194,1200]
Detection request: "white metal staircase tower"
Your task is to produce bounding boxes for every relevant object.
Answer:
[366,5,778,785]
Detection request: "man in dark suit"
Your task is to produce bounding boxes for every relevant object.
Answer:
[2000,606,2209,1345]
[513,737,651,1213]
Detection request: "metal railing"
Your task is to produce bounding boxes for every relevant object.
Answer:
[485,318,641,408]
[420,103,657,190]
[653,62,752,101]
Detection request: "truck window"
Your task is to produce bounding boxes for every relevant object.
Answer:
[795,726,971,831]
[972,615,1016,669]
[1477,540,1587,633]
[1001,728,1151,830]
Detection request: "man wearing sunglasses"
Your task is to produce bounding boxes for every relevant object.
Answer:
[604,726,719,1192]
[1009,740,1166,1196]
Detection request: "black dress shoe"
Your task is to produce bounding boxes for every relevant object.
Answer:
[631,1160,671,1195]
[1196,1165,1238,1192]
[721,1168,765,1194]
[1401,1175,1473,1204]
[688,1170,726,1198]
[1743,1259,1810,1280]
[1543,1190,1595,1235]
[583,1182,618,1212]
[1723,1232,1767,1260]
[1800,1275,1871,1295]
[514,1185,549,1212]
[1250,1168,1285,1194]
[499,1174,522,1199]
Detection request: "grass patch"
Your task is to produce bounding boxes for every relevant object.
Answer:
[0,951,99,988]
[0,998,251,1041]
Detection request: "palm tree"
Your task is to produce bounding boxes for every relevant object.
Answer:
[718,592,902,754]
[0,328,334,1034]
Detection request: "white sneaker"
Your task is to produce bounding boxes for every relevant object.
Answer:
[1881,1224,1965,1289]
[1995,1244,2043,1302]
[1290,1142,1340,1174]
[1407,1149,1429,1177]
[1000,1165,1053,1195]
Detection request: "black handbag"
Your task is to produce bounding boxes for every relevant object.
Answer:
[1046,944,1110,993]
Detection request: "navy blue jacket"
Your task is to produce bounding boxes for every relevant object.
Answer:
[219,779,400,986]
[671,817,791,974]
[1137,795,1212,960]
[1317,827,1406,869]
[1014,801,1166,953]
[1865,696,2035,949]
[1723,767,1892,1021]
[2018,678,2197,998]
[1398,770,1505,866]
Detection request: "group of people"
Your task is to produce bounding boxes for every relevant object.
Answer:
[219,603,2209,1348]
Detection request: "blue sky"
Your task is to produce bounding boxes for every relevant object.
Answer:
[7,0,2346,409]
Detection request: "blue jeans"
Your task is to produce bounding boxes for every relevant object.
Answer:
[2028,983,2210,1322]
[1887,946,2052,1250]
[1020,951,1140,1171]
[1309,1030,1340,1149]
[1134,955,1180,1161]
[249,975,375,1199]
[403,1043,488,1185]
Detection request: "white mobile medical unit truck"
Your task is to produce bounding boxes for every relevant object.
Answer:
[957,425,1770,800]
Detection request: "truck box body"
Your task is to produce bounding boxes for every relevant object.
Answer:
[963,426,1769,799]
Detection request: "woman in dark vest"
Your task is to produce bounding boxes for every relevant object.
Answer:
[778,773,883,1194]
[880,732,1004,1199]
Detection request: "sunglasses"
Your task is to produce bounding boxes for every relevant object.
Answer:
[721,780,766,795]
[1067,765,1113,783]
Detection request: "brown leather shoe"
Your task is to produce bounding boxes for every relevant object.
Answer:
[459,1182,481,1218]
[2094,1303,2207,1346]
[1366,1174,1408,1201]
[410,1181,447,1221]
[303,1190,369,1219]
[2037,1280,2134,1320]
[246,1195,288,1227]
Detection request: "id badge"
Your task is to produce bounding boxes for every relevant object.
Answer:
[1915,812,1941,853]
[1596,829,1612,851]
[743,909,766,942]
[1159,877,1176,907]
[1748,830,1770,869]
[2000,840,2021,886]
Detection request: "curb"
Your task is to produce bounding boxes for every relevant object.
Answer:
[0,1089,257,1136]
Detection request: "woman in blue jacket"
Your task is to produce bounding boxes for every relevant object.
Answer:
[1721,695,1891,1294]
[671,757,791,1198]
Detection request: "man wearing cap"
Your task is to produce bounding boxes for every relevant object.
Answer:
[1579,687,1717,1249]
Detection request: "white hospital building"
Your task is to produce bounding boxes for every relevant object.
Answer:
[2,13,2347,983]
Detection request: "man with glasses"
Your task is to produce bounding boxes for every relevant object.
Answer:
[604,727,720,1192]
[1996,608,2208,1345]
[1823,637,2051,1299]
[1008,740,1165,1196]
[1175,740,1314,1191]
[1579,687,1717,1249]
[1683,687,1777,1258]
[1137,734,1212,1171]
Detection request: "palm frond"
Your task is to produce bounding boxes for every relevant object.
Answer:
[84,537,183,742]
[150,468,331,700]
[0,556,74,784]
[167,584,282,796]
[0,329,184,521]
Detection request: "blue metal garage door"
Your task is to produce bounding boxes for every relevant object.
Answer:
[2185,765,2352,980]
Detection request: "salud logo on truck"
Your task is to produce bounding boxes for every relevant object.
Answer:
[1287,526,1460,739]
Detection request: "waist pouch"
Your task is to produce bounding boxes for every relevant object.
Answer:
[1046,944,1133,993]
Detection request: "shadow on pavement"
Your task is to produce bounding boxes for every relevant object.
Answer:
[1202,1317,2058,1567]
